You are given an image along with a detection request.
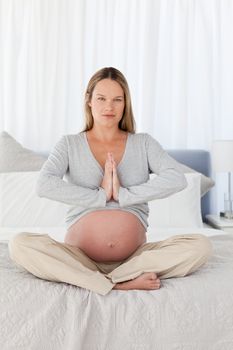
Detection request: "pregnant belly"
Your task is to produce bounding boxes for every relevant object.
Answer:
[64,210,147,262]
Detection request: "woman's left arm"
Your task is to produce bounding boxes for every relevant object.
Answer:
[118,133,188,207]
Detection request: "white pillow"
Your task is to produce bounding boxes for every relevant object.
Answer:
[0,131,46,172]
[147,172,203,230]
[0,171,68,227]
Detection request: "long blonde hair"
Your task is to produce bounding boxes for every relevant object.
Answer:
[81,67,136,133]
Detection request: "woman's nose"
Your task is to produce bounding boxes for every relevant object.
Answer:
[105,100,114,110]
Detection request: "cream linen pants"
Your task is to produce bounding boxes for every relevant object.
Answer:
[8,232,213,296]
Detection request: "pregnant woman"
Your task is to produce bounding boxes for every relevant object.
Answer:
[9,67,213,295]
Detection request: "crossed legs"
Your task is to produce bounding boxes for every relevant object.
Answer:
[8,232,213,295]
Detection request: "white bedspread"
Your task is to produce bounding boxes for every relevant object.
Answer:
[1,228,233,350]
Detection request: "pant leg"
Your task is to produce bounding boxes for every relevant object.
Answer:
[107,234,213,283]
[8,232,116,295]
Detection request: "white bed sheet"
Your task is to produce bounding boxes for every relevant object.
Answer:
[1,227,233,350]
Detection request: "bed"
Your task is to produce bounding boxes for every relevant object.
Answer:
[1,131,233,350]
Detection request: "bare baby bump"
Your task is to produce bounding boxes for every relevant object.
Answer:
[64,210,147,262]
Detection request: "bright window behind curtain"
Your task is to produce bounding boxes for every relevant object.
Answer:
[0,0,233,214]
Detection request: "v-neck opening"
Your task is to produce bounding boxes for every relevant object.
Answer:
[83,131,130,173]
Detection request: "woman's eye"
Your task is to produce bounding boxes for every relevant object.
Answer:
[97,97,123,102]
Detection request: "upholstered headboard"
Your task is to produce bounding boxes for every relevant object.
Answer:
[167,149,212,220]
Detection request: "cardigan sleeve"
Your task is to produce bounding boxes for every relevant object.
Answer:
[118,133,187,207]
[36,135,107,208]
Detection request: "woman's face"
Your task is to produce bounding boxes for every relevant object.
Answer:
[88,79,125,128]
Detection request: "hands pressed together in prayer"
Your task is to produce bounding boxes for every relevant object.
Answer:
[101,152,121,202]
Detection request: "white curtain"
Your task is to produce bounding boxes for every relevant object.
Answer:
[0,0,233,213]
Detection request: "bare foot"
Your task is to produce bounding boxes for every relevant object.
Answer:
[113,272,161,291]
[100,153,113,201]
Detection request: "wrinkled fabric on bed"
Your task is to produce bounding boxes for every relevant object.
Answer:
[1,234,233,350]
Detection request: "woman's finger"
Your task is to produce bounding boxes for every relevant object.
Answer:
[107,152,113,161]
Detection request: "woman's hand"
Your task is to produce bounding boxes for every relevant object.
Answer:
[111,154,120,202]
[100,152,121,202]
[100,153,113,201]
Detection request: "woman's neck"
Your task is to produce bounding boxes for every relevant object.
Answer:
[87,127,126,143]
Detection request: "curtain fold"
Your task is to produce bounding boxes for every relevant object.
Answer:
[1,0,232,149]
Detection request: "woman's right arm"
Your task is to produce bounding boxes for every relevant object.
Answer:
[36,135,107,208]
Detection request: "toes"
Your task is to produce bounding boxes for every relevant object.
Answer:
[151,280,160,286]
[147,272,157,280]
[149,283,160,290]
[150,279,161,289]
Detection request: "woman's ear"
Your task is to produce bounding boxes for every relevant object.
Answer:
[86,92,91,107]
